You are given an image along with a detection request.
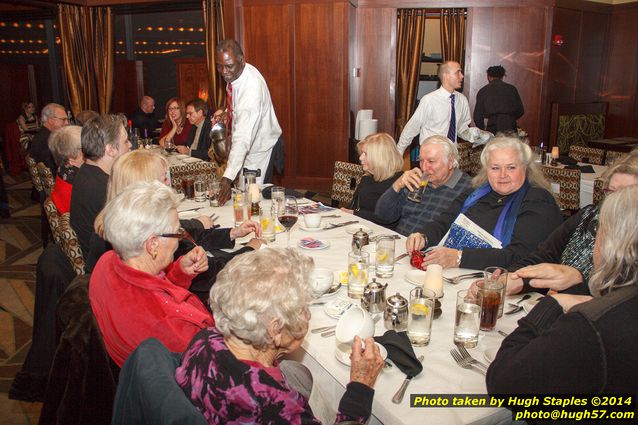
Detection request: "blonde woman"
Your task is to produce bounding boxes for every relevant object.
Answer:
[341,132,404,226]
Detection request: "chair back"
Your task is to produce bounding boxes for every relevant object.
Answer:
[568,145,605,165]
[592,178,605,205]
[541,165,581,210]
[36,162,55,196]
[549,102,607,156]
[169,162,216,194]
[25,155,43,193]
[42,197,86,275]
[39,274,118,425]
[112,338,207,425]
[604,150,628,166]
[331,161,365,207]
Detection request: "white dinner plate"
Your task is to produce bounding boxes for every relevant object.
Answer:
[405,269,426,286]
[297,239,330,250]
[182,157,202,163]
[335,343,388,366]
[522,293,545,314]
[323,298,355,319]
[483,347,499,364]
[345,224,373,235]
[178,210,199,219]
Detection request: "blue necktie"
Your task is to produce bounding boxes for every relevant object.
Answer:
[447,93,456,142]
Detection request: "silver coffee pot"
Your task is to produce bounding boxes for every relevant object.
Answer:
[361,278,387,314]
[384,292,408,332]
[351,228,370,255]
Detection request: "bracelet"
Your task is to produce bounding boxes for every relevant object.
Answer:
[456,249,463,267]
[420,233,428,248]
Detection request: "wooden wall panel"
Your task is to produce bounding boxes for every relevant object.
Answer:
[0,64,33,129]
[175,58,209,103]
[112,59,138,114]
[575,11,609,103]
[601,3,638,137]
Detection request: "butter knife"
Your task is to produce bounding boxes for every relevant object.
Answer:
[325,220,359,230]
[394,253,409,263]
[392,355,424,404]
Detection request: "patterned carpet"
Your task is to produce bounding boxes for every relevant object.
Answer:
[0,172,42,425]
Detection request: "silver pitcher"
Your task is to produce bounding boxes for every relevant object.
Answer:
[351,228,370,255]
[209,121,230,162]
[384,292,408,332]
[361,279,387,314]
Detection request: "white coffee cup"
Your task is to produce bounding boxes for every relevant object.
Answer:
[310,267,333,296]
[335,304,375,344]
[303,213,322,229]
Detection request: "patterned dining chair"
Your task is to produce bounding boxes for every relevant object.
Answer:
[43,198,64,245]
[467,146,484,177]
[36,162,55,197]
[43,198,85,275]
[568,145,605,165]
[456,141,472,175]
[331,161,365,207]
[592,179,605,206]
[604,150,628,166]
[25,155,43,193]
[541,165,581,211]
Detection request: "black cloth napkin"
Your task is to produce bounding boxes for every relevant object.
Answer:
[558,155,578,166]
[374,330,423,377]
[578,165,595,173]
[261,186,303,199]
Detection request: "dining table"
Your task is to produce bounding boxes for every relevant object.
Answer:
[198,194,530,425]
[165,150,217,193]
[578,163,607,208]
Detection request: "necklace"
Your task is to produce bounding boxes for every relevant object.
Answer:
[175,122,184,135]
[496,195,507,205]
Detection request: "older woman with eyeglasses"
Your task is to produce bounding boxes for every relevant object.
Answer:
[506,153,638,295]
[89,181,214,367]
[406,136,563,270]
[487,184,638,397]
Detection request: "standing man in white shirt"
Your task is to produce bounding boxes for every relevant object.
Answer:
[396,61,471,155]
[214,39,282,206]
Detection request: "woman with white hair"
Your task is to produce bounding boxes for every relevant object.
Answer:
[89,181,214,367]
[177,248,384,424]
[49,125,83,213]
[487,184,638,396]
[341,132,403,226]
[406,136,562,269]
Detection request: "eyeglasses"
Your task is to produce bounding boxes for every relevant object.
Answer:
[167,106,180,111]
[603,188,615,197]
[159,227,187,240]
[52,116,69,122]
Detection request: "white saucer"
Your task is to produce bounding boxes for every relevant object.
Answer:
[522,293,544,314]
[178,210,199,219]
[299,224,326,232]
[483,347,499,364]
[323,298,355,319]
[345,224,373,235]
[335,342,388,366]
[404,269,426,286]
[297,239,330,250]
[310,282,342,304]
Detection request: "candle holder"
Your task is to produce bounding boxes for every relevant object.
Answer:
[433,297,443,319]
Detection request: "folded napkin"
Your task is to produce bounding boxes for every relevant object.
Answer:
[578,165,595,173]
[262,186,303,199]
[299,237,325,249]
[374,330,423,377]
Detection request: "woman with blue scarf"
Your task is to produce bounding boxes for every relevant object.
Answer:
[406,137,562,270]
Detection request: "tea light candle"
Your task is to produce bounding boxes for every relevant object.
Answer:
[423,264,444,298]
[551,146,560,159]
[248,183,260,203]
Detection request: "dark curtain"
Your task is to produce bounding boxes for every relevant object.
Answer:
[203,0,226,109]
[58,4,114,115]
[440,8,466,68]
[395,9,426,142]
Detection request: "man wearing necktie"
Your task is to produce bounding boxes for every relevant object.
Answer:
[396,61,471,155]
[213,39,282,206]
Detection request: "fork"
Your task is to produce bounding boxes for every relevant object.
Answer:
[442,272,483,285]
[456,345,489,371]
[450,350,486,375]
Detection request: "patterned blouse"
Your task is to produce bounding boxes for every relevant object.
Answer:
[176,327,374,424]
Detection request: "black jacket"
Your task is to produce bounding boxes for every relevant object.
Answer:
[186,119,212,161]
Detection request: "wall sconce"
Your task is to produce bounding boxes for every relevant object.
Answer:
[552,34,564,47]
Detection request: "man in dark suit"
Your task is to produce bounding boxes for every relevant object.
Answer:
[28,102,69,175]
[473,65,524,134]
[184,98,212,161]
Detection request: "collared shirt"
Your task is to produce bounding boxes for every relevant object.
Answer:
[224,63,282,184]
[190,119,205,153]
[397,87,471,154]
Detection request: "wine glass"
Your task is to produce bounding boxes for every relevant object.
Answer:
[277,196,298,247]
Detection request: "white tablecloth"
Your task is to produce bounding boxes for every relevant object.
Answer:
[579,164,607,208]
[206,199,522,424]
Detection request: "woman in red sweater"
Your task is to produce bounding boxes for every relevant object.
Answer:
[49,125,83,214]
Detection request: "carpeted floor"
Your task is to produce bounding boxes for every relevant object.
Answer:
[0,171,43,425]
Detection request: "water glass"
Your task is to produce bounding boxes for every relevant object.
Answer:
[208,180,221,207]
[260,203,276,242]
[182,178,195,199]
[347,251,369,299]
[408,287,435,346]
[244,171,257,190]
[271,186,285,212]
[477,279,505,331]
[533,146,545,164]
[194,179,207,202]
[484,267,508,318]
[232,189,247,228]
[375,236,395,278]
[407,172,428,203]
[454,289,481,348]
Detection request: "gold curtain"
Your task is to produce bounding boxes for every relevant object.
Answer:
[440,8,466,68]
[58,4,114,115]
[395,9,426,141]
[203,0,226,109]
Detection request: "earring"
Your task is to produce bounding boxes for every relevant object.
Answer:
[151,250,158,260]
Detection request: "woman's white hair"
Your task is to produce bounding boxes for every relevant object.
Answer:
[588,185,638,296]
[210,248,314,349]
[472,136,549,190]
[102,181,179,260]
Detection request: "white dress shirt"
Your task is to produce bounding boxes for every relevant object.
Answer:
[396,87,471,155]
[190,119,204,153]
[223,63,282,184]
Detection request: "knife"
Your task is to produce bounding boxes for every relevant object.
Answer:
[325,220,359,230]
[392,355,424,404]
[394,253,409,263]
